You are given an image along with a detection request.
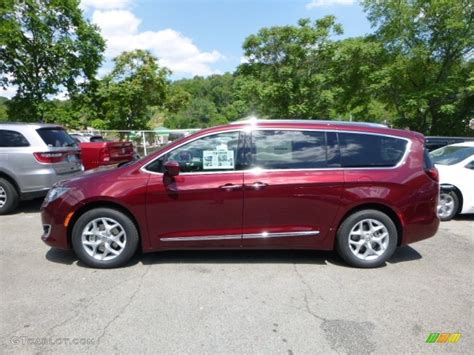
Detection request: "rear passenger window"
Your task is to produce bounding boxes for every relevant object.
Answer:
[250,130,327,169]
[36,128,77,148]
[0,130,30,147]
[339,133,407,168]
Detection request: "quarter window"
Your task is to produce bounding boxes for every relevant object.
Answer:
[250,130,327,169]
[339,133,407,168]
[146,132,241,173]
[0,130,30,147]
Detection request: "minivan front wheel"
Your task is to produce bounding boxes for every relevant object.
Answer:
[336,210,398,268]
[72,208,139,268]
[0,178,19,215]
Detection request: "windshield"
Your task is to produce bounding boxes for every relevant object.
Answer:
[430,146,474,165]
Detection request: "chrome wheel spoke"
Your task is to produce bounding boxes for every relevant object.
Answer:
[0,186,7,208]
[372,232,387,243]
[105,243,120,255]
[349,239,364,254]
[101,246,109,260]
[438,193,454,218]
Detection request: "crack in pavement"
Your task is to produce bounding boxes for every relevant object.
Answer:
[26,275,140,352]
[95,265,151,348]
[292,262,376,354]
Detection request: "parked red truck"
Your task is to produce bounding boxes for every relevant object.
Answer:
[71,134,135,170]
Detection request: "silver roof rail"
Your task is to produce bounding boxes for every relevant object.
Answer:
[229,118,388,128]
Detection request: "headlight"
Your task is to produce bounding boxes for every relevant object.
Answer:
[44,187,70,204]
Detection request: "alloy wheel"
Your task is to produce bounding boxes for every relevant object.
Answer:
[437,193,455,219]
[348,218,390,261]
[81,217,127,261]
[0,186,7,208]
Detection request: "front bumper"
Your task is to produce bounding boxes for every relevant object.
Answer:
[40,198,75,250]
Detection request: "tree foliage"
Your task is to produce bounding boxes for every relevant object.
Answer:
[362,0,474,134]
[164,73,250,128]
[0,0,472,135]
[0,0,105,121]
[238,17,344,119]
[97,50,170,130]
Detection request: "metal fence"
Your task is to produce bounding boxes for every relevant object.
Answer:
[71,129,200,157]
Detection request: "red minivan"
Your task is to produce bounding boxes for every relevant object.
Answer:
[41,120,439,268]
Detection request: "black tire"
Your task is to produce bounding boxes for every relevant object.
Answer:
[438,191,459,221]
[0,178,19,215]
[336,209,398,268]
[71,208,139,268]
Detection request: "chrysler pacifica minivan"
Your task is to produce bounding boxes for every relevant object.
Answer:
[41,120,440,268]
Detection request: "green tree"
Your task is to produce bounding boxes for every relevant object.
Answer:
[327,36,397,123]
[237,17,343,119]
[0,96,8,121]
[99,50,170,130]
[164,73,250,128]
[362,0,474,135]
[0,0,105,121]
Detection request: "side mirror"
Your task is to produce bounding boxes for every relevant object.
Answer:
[164,160,180,176]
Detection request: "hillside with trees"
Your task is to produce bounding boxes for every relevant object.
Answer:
[1,0,473,135]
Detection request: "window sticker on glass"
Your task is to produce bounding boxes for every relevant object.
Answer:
[203,150,234,169]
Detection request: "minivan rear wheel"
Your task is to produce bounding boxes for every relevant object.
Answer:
[336,210,398,268]
[72,208,139,268]
[0,178,19,215]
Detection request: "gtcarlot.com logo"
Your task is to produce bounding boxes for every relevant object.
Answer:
[10,336,95,346]
[426,333,462,344]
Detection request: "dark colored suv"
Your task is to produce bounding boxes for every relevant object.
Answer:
[41,120,440,268]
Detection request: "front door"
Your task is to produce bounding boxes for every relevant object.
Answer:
[242,130,344,248]
[145,131,244,249]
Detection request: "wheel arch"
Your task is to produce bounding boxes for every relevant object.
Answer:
[67,201,143,250]
[0,171,21,195]
[334,203,403,247]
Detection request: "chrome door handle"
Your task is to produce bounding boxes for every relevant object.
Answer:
[219,183,242,191]
[247,182,268,190]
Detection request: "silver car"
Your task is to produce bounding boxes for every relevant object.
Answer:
[0,123,83,214]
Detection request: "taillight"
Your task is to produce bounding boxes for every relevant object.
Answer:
[99,147,110,162]
[34,151,68,163]
[423,148,438,182]
[425,167,439,182]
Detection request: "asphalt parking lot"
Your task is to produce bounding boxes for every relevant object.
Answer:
[0,200,472,353]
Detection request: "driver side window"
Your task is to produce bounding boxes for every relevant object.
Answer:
[146,131,241,173]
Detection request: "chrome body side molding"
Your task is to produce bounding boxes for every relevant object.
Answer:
[160,230,320,242]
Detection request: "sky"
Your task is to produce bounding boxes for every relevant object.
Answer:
[83,0,373,77]
[2,0,373,98]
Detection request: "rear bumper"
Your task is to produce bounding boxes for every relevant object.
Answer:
[21,169,83,200]
[21,188,49,200]
[402,216,440,245]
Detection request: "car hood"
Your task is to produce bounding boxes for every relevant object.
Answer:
[58,165,124,188]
